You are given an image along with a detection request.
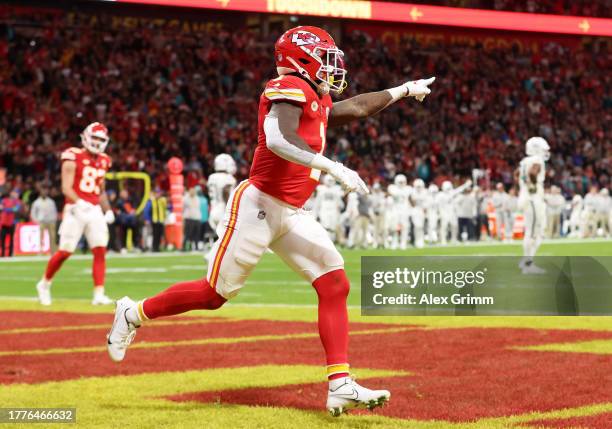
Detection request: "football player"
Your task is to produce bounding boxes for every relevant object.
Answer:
[36,123,115,305]
[425,184,439,243]
[207,153,237,233]
[314,174,345,242]
[516,136,549,274]
[107,26,435,416]
[387,174,412,249]
[437,179,472,244]
[409,178,428,248]
[370,182,388,248]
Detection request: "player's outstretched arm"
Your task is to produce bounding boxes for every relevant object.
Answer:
[265,103,368,194]
[329,77,435,127]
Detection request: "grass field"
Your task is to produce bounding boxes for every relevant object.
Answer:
[1,239,611,428]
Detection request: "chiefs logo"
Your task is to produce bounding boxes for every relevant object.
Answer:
[91,123,108,134]
[291,31,320,47]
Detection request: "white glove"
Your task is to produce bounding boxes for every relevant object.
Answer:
[72,199,94,220]
[328,162,369,195]
[104,210,115,224]
[406,77,436,102]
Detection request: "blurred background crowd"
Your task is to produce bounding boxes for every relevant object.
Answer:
[0,2,609,255]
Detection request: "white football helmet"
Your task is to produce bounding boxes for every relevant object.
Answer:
[441,180,453,192]
[413,178,425,190]
[323,174,335,187]
[214,154,236,174]
[525,137,550,160]
[428,184,439,194]
[572,194,583,205]
[81,122,109,154]
[394,174,407,187]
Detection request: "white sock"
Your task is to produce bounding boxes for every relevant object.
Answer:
[93,286,106,298]
[125,300,145,325]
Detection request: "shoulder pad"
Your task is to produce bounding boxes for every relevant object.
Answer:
[264,75,309,104]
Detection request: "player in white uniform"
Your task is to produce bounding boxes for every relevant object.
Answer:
[387,174,412,249]
[567,194,584,238]
[425,184,439,244]
[314,174,345,242]
[599,188,611,237]
[491,183,507,240]
[207,154,237,234]
[517,137,549,274]
[437,179,472,244]
[582,186,601,237]
[410,179,428,248]
[370,182,388,248]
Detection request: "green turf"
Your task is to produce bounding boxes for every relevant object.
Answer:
[0,240,610,306]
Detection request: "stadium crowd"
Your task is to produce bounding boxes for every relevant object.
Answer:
[0,6,610,254]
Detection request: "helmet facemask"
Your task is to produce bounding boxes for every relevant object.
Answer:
[81,125,109,155]
[313,46,347,95]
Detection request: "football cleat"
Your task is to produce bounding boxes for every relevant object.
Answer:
[36,279,52,306]
[522,263,547,275]
[107,297,139,362]
[326,376,390,417]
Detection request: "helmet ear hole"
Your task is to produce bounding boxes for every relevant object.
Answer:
[298,58,310,65]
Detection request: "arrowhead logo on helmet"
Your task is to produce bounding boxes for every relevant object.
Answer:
[275,26,347,95]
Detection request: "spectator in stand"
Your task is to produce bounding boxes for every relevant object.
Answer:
[0,6,609,230]
[143,188,169,252]
[30,185,58,254]
[0,190,22,257]
[183,187,201,251]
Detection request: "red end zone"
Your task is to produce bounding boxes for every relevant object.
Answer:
[3,310,612,425]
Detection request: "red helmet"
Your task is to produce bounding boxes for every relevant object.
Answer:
[274,26,347,94]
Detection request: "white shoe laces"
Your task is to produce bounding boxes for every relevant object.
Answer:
[119,326,137,348]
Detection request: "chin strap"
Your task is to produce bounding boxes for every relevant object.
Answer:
[286,56,330,96]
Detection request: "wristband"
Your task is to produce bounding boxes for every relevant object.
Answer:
[386,84,408,102]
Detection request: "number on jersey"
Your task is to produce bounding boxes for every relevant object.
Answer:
[79,166,105,194]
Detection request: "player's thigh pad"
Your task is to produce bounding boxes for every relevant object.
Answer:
[271,212,344,283]
[411,208,425,228]
[84,207,109,248]
[58,207,86,252]
[207,184,276,299]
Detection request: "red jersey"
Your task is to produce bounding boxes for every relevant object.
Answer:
[249,74,333,207]
[60,147,112,205]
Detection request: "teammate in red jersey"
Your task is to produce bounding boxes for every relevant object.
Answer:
[36,122,116,306]
[107,26,435,415]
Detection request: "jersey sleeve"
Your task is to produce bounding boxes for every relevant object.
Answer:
[61,147,82,163]
[263,75,308,104]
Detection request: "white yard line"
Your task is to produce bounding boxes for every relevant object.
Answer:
[0,238,610,264]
